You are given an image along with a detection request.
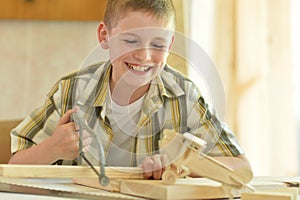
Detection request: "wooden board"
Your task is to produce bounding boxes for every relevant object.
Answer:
[74,177,237,200]
[254,176,300,186]
[251,177,300,194]
[0,177,142,200]
[241,192,293,200]
[241,187,298,200]
[2,165,299,200]
[74,177,297,200]
[0,164,143,179]
[0,0,107,21]
[121,178,230,200]
[240,180,298,200]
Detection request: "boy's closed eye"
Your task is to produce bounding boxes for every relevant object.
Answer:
[121,39,166,50]
[122,39,138,45]
[151,43,166,49]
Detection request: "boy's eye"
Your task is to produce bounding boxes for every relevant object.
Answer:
[151,43,166,49]
[123,39,138,44]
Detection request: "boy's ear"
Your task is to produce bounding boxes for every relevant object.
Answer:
[97,22,109,49]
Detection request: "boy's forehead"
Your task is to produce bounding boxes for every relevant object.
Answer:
[117,27,174,40]
[110,10,175,33]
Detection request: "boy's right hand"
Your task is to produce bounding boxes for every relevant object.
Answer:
[48,108,80,161]
[8,108,92,165]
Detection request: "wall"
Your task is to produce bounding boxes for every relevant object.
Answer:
[186,0,298,176]
[0,1,188,121]
[0,21,99,120]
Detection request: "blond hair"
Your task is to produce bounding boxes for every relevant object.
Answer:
[103,0,176,31]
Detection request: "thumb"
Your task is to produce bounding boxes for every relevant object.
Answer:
[58,107,79,126]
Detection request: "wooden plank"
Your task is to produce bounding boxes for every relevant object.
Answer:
[0,164,143,179]
[74,177,231,199]
[0,0,106,21]
[254,176,300,184]
[74,177,298,200]
[251,177,300,194]
[73,178,231,199]
[241,192,293,200]
[242,186,298,200]
[0,177,142,200]
[120,178,230,200]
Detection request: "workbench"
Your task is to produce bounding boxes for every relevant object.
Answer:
[1,176,300,200]
[1,164,300,199]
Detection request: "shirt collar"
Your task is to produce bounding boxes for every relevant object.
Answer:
[157,65,185,98]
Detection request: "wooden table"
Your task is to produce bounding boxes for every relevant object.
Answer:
[1,176,300,200]
[0,177,143,200]
[1,164,300,199]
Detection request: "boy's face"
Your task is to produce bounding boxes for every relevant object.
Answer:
[98,11,174,89]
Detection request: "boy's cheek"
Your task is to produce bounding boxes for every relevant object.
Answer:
[154,51,169,63]
[108,41,140,62]
[108,44,169,64]
[109,46,134,62]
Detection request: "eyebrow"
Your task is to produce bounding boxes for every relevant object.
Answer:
[119,32,168,42]
[119,32,139,37]
[152,37,168,42]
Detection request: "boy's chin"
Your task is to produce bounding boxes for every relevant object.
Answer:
[126,80,151,88]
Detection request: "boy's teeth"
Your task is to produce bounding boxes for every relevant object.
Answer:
[128,64,150,72]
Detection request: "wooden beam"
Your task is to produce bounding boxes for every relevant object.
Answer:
[75,177,235,199]
[0,164,143,179]
[242,187,298,200]
[241,191,294,200]
[0,0,107,21]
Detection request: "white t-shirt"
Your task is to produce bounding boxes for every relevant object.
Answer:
[105,87,144,166]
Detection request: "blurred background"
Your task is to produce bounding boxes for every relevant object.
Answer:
[0,0,299,177]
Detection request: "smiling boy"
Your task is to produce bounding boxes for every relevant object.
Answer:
[9,0,252,182]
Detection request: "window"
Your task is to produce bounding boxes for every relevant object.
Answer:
[291,0,300,174]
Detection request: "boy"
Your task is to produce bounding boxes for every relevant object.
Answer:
[9,0,252,182]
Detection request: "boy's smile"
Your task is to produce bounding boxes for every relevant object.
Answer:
[98,11,174,104]
[126,63,153,73]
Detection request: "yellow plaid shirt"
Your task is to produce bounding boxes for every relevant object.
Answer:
[11,61,244,166]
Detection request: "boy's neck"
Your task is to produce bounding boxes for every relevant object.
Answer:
[109,79,150,106]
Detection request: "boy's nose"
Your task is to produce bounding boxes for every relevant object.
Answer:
[133,47,152,62]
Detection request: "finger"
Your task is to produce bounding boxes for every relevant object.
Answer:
[64,122,77,134]
[72,130,80,141]
[74,122,80,132]
[152,155,163,180]
[141,157,154,179]
[58,108,77,126]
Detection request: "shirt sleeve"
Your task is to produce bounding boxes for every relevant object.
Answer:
[10,81,62,154]
[187,95,244,157]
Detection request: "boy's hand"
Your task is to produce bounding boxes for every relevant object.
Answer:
[141,154,167,180]
[48,108,80,161]
[8,108,93,165]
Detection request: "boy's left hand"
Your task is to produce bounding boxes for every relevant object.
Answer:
[141,154,167,180]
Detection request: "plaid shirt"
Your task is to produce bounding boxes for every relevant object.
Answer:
[11,61,244,166]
